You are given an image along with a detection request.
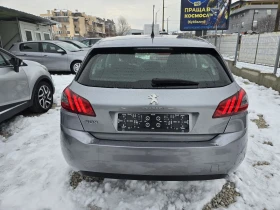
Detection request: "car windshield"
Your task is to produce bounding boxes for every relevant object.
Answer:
[56,42,81,52]
[77,47,231,89]
[71,40,88,48]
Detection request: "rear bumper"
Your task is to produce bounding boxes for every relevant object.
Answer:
[61,125,247,180]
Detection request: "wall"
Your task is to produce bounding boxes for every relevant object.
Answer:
[219,34,238,59]
[227,6,277,33]
[0,21,21,50]
[66,18,75,38]
[238,32,280,66]
[226,59,280,92]
[19,21,52,41]
[78,17,86,37]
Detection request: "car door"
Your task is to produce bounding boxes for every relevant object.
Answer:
[16,42,43,64]
[0,50,30,121]
[41,42,68,71]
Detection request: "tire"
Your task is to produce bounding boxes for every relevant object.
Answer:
[71,61,82,74]
[30,81,53,113]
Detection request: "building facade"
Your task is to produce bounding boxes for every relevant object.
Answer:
[0,6,53,50]
[40,9,107,39]
[227,0,278,34]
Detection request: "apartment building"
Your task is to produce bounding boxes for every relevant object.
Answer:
[40,9,107,39]
[227,0,278,33]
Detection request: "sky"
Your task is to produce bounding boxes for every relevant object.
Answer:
[0,0,183,31]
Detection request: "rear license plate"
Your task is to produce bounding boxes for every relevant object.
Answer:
[117,113,189,133]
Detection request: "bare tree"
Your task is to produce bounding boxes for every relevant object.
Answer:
[117,16,131,36]
[257,16,276,33]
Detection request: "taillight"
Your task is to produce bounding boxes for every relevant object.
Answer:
[213,88,248,118]
[61,87,96,117]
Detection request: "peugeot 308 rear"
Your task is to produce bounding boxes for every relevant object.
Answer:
[60,36,248,180]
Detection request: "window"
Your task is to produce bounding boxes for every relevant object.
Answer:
[20,43,39,52]
[25,30,33,41]
[0,51,12,67]
[44,33,51,40]
[56,42,80,51]
[35,32,41,41]
[77,48,232,89]
[241,22,245,28]
[42,43,63,53]
[90,39,101,45]
[267,10,272,16]
[67,31,70,34]
[255,10,259,14]
[81,39,90,46]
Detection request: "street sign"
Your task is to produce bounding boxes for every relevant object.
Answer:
[180,0,231,31]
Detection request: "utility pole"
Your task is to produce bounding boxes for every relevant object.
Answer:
[251,10,256,31]
[275,1,280,31]
[162,0,165,31]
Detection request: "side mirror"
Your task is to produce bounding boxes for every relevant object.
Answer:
[10,57,21,73]
[57,49,66,54]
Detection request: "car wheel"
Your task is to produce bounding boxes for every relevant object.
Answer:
[71,61,82,74]
[30,81,53,113]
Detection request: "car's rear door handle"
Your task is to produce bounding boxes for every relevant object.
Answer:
[23,54,27,56]
[43,55,48,57]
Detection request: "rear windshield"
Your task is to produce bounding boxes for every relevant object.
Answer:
[77,47,232,89]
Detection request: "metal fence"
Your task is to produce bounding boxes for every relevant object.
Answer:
[204,32,280,70]
[204,34,238,59]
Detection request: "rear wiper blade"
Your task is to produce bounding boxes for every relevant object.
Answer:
[151,78,199,87]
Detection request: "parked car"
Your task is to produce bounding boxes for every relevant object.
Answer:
[81,38,101,47]
[60,35,248,181]
[60,40,90,51]
[0,48,54,124]
[10,41,88,74]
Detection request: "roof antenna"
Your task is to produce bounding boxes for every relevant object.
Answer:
[151,5,155,40]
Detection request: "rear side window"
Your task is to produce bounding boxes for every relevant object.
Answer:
[20,43,39,52]
[91,39,101,45]
[42,43,62,53]
[77,47,232,89]
[81,40,90,46]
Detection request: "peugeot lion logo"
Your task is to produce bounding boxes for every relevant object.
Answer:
[148,94,158,105]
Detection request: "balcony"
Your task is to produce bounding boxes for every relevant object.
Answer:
[73,17,79,22]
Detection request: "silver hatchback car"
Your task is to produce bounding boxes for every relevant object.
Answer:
[60,36,248,180]
[0,48,54,124]
[10,41,88,74]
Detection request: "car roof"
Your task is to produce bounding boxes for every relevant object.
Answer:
[85,38,102,40]
[93,35,214,49]
[15,40,66,45]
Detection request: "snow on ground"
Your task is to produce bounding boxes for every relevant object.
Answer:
[0,75,280,210]
[236,62,280,78]
[223,55,280,77]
